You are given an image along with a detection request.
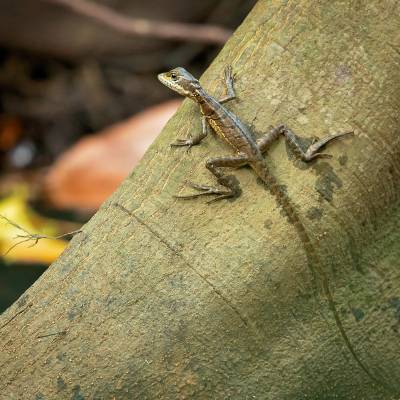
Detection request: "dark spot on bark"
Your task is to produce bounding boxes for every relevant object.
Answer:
[68,309,80,321]
[256,259,271,272]
[163,299,184,313]
[313,162,342,202]
[35,394,45,400]
[340,305,349,317]
[16,294,29,308]
[388,166,394,175]
[57,377,67,391]
[60,263,74,274]
[105,295,116,307]
[335,64,352,85]
[168,274,185,289]
[67,303,86,321]
[338,154,348,166]
[306,207,323,220]
[346,235,364,274]
[389,297,400,321]
[351,307,365,322]
[298,106,307,114]
[71,385,85,400]
[264,219,273,229]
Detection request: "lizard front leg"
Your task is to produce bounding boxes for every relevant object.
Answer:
[175,154,248,202]
[171,116,209,150]
[257,125,353,161]
[218,65,236,104]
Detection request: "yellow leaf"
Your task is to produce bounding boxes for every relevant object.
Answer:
[0,187,71,264]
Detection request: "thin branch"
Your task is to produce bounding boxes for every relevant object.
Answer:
[0,303,32,331]
[0,214,81,256]
[43,0,232,45]
[37,330,67,339]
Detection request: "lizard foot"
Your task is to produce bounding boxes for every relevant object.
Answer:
[174,180,237,203]
[304,131,354,161]
[170,138,198,152]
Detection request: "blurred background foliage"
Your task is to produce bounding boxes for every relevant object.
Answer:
[0,0,257,312]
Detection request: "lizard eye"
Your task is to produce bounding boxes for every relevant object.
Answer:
[171,72,178,80]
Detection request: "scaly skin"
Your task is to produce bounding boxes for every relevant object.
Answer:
[158,66,384,387]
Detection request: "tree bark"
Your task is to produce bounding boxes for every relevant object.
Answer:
[1,1,400,399]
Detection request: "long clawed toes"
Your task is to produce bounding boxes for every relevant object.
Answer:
[174,181,234,201]
[314,153,333,159]
[174,193,208,200]
[306,131,354,160]
[173,190,229,200]
[224,65,235,82]
[170,139,194,152]
[311,130,353,146]
[185,181,213,191]
[206,194,233,203]
[305,152,333,161]
[171,139,191,146]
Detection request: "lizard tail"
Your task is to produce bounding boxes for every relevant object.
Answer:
[250,159,314,246]
[250,159,385,389]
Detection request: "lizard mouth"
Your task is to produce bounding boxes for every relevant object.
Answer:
[157,73,175,89]
[157,73,168,84]
[157,73,188,97]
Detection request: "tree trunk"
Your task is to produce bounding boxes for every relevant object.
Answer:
[1,1,400,399]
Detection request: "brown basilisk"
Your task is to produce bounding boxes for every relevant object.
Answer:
[158,66,380,385]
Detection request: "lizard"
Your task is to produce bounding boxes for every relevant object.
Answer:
[157,66,380,386]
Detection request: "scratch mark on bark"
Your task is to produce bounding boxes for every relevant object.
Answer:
[114,203,182,253]
[113,202,249,327]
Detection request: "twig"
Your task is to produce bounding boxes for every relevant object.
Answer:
[0,303,32,331]
[43,0,232,44]
[0,214,81,256]
[37,330,67,339]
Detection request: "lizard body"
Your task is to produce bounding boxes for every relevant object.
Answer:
[158,67,379,385]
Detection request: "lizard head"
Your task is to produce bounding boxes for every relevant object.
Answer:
[158,67,201,98]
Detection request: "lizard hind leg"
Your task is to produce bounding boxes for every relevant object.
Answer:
[256,125,353,161]
[281,126,353,162]
[174,154,248,203]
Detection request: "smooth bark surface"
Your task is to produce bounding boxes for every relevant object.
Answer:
[1,1,400,399]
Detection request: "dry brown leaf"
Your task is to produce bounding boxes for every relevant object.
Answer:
[43,100,181,211]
